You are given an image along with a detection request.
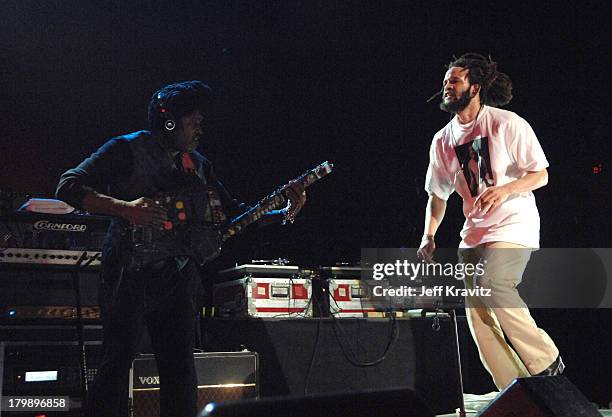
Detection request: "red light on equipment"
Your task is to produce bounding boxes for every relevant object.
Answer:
[592,163,603,174]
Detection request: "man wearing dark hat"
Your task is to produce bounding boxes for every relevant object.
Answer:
[57,80,305,417]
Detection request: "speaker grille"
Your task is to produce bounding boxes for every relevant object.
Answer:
[131,352,258,417]
[133,385,257,417]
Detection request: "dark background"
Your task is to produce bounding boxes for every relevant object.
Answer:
[1,0,611,405]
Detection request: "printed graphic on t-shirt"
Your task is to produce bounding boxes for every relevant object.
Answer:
[455,137,494,197]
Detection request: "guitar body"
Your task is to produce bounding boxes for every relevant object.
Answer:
[130,222,223,270]
[129,161,333,270]
[130,186,226,270]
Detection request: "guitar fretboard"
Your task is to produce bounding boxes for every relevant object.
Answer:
[222,161,333,239]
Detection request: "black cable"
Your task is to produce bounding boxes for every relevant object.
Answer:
[328,291,400,367]
[303,289,324,394]
[331,311,399,367]
[288,275,313,319]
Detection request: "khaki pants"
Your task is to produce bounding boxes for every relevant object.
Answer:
[459,242,559,390]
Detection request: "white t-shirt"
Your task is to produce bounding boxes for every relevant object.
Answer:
[425,106,549,248]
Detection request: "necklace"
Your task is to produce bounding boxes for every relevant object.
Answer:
[449,104,484,145]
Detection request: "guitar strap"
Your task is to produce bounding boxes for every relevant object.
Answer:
[207,188,227,224]
[175,152,202,182]
[180,152,196,174]
[178,152,226,223]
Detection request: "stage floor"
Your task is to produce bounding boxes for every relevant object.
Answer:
[436,392,611,417]
[438,413,611,417]
[438,410,611,417]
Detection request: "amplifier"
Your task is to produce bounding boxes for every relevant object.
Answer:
[0,268,100,323]
[1,305,101,321]
[130,351,258,417]
[1,341,102,409]
[0,211,110,268]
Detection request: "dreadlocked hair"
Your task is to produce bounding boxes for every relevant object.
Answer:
[448,53,513,107]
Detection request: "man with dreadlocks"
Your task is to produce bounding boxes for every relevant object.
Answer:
[417,53,564,389]
[56,80,306,417]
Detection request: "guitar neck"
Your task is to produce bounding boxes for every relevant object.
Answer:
[223,161,333,240]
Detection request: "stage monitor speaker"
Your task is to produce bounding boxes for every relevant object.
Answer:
[198,386,434,417]
[476,375,601,417]
[131,351,258,417]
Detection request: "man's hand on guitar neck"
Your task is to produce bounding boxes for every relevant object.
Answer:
[283,180,307,224]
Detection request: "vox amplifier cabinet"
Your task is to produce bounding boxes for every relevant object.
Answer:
[130,351,258,417]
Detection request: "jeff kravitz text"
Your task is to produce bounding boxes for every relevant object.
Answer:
[372,285,491,297]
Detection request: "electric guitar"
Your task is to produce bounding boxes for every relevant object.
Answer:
[129,161,333,270]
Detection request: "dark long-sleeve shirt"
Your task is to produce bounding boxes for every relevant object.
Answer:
[56,130,241,216]
[56,131,284,267]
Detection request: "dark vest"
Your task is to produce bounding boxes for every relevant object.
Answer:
[117,131,206,200]
[102,131,210,268]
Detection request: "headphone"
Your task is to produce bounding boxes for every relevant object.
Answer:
[157,92,176,131]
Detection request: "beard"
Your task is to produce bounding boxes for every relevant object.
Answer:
[439,88,472,113]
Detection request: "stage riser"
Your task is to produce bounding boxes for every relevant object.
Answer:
[0,317,493,416]
[203,317,487,415]
[199,387,434,417]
